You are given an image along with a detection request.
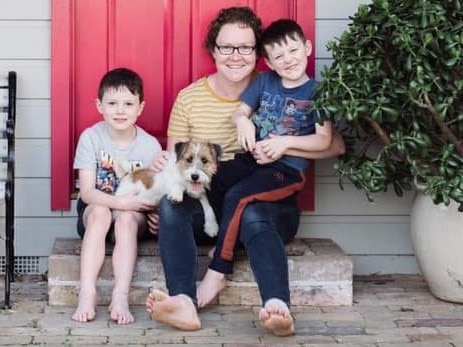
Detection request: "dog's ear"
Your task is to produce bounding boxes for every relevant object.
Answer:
[174,141,188,161]
[211,143,222,161]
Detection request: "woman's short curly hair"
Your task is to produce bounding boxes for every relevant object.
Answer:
[204,7,262,56]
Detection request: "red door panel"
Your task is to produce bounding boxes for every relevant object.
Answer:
[51,0,316,211]
[112,0,167,139]
[74,0,108,138]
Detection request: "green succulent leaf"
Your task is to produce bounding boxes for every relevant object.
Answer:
[312,0,463,210]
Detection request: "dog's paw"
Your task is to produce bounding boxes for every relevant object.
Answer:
[204,220,219,238]
[167,192,184,204]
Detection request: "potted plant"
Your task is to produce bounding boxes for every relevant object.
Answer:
[312,0,463,303]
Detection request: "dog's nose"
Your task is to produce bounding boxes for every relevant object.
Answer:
[191,174,199,181]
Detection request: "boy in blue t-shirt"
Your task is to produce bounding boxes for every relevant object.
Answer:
[235,18,332,169]
[198,19,332,320]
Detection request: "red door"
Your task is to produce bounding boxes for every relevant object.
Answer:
[51,0,316,210]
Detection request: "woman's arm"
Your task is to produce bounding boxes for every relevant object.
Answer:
[149,137,188,173]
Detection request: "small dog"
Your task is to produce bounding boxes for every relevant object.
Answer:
[114,140,222,237]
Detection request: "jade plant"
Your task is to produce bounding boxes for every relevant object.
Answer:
[312,0,463,210]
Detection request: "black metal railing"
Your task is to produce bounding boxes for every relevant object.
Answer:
[1,71,16,309]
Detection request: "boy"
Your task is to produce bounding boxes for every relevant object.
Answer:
[72,67,161,324]
[198,19,333,330]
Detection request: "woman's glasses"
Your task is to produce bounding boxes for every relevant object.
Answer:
[215,45,255,55]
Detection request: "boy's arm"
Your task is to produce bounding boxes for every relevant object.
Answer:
[231,102,255,152]
[285,120,333,155]
[256,122,346,162]
[78,169,120,208]
[291,128,345,159]
[78,169,155,211]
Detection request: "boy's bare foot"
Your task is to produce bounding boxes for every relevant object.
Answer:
[196,269,226,308]
[109,292,134,325]
[146,289,201,331]
[259,298,295,337]
[72,288,97,322]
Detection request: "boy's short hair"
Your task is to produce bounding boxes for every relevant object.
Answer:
[97,67,144,102]
[261,19,307,59]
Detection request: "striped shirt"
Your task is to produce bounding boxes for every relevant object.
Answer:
[167,77,242,161]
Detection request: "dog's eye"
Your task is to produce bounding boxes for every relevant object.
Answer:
[186,156,193,163]
[201,157,209,164]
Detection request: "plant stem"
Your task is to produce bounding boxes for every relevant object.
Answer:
[423,93,463,156]
[360,115,391,145]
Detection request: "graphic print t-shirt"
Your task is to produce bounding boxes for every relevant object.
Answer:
[240,71,328,171]
[73,121,162,194]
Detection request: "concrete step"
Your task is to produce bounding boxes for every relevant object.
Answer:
[48,237,353,306]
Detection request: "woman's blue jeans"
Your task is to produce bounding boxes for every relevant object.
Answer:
[157,193,300,307]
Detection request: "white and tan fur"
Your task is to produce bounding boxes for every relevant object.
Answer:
[114,141,222,237]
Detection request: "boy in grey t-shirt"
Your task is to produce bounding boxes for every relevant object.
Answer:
[72,68,161,324]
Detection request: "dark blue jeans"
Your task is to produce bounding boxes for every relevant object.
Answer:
[207,153,304,269]
[157,193,300,307]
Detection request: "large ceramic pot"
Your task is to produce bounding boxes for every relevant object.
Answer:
[410,190,463,303]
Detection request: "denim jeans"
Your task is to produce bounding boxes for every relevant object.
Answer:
[207,153,304,269]
[157,193,300,307]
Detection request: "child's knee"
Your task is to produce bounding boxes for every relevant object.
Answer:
[86,205,112,224]
[114,210,142,227]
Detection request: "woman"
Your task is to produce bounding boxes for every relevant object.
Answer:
[145,6,345,336]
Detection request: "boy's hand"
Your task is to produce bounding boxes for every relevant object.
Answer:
[116,192,156,211]
[235,116,256,152]
[253,142,274,164]
[150,150,170,172]
[257,134,287,161]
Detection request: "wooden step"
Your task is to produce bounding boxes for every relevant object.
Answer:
[48,237,353,306]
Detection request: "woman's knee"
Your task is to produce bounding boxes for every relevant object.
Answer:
[158,195,202,227]
[158,196,185,221]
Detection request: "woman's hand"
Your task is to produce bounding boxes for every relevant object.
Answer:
[147,209,160,236]
[150,150,170,172]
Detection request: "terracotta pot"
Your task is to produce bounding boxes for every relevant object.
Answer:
[410,190,463,303]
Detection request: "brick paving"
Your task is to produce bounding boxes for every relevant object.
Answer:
[1,274,463,346]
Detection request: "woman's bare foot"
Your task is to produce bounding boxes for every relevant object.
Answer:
[196,269,226,308]
[72,287,97,322]
[146,289,201,331]
[259,298,295,337]
[109,292,134,325]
